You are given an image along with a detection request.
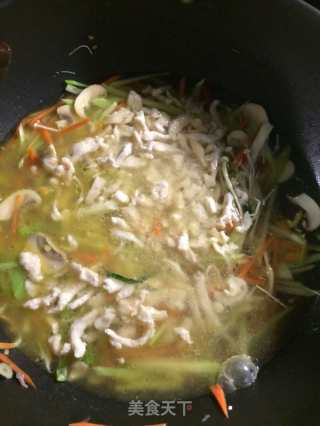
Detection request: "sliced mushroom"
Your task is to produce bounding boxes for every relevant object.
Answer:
[74,84,106,118]
[227,129,249,147]
[0,189,42,221]
[27,233,67,274]
[56,105,74,122]
[288,193,320,231]
[237,103,269,138]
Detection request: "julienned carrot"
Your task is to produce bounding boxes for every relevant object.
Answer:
[27,105,57,126]
[153,222,162,237]
[59,117,90,135]
[0,352,36,388]
[246,275,265,285]
[27,145,39,162]
[10,194,23,236]
[270,238,305,265]
[210,383,229,418]
[38,128,54,145]
[0,342,17,350]
[72,251,98,265]
[238,237,273,279]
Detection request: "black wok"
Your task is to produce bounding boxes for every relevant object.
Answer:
[0,0,320,425]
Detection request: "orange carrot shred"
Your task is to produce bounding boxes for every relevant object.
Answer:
[38,128,54,145]
[238,237,273,279]
[0,352,36,388]
[59,117,90,135]
[210,384,229,418]
[0,342,17,350]
[10,194,23,236]
[153,222,162,237]
[72,251,98,265]
[27,145,39,162]
[27,105,57,127]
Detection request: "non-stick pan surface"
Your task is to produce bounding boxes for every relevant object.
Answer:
[1,1,320,425]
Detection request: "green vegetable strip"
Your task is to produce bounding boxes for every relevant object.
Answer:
[8,268,27,300]
[0,262,18,271]
[18,225,43,238]
[91,97,112,109]
[65,84,82,95]
[56,358,68,382]
[131,359,221,375]
[81,346,95,366]
[61,98,74,105]
[107,272,144,284]
[64,79,87,88]
[276,280,320,297]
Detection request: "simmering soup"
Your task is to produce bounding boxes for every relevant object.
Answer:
[0,76,317,398]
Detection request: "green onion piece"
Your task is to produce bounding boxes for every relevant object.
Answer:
[0,261,18,271]
[8,268,27,300]
[100,101,118,120]
[65,84,82,95]
[94,366,138,380]
[18,224,42,238]
[64,79,87,88]
[91,97,115,109]
[56,357,69,382]
[276,280,320,297]
[107,272,145,284]
[56,363,68,382]
[148,322,167,346]
[81,346,95,366]
[61,98,74,105]
[132,359,221,376]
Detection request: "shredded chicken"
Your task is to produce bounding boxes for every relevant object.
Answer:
[20,252,43,282]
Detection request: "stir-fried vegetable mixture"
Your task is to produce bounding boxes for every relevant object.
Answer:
[0,75,319,400]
